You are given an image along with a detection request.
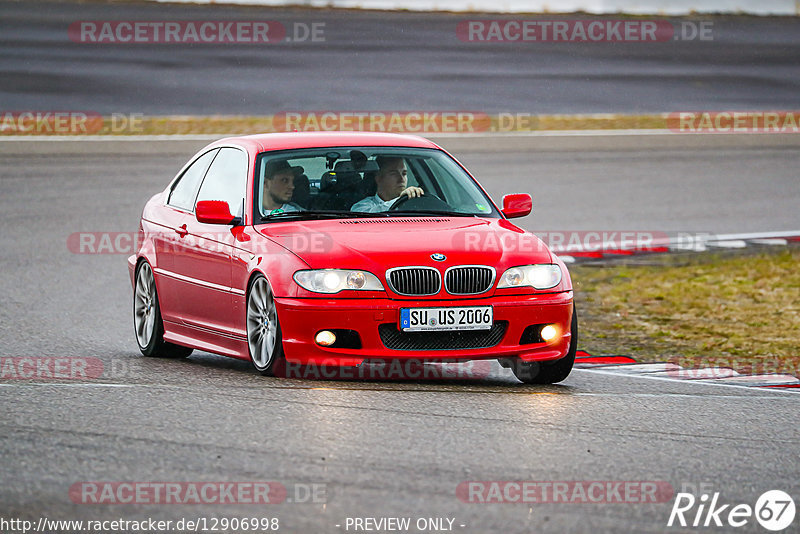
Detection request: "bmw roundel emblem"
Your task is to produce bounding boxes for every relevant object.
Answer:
[431,253,446,262]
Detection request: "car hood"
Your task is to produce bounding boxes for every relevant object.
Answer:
[254,217,553,272]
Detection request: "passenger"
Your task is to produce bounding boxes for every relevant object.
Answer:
[350,156,423,212]
[262,160,305,215]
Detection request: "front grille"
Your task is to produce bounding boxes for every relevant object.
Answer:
[445,266,495,295]
[387,267,441,296]
[378,321,508,351]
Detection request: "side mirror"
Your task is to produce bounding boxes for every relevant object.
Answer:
[501,193,532,219]
[196,200,237,225]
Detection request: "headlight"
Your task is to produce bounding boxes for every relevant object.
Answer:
[293,269,384,293]
[497,264,562,290]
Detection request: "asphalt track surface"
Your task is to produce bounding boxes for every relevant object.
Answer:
[0,135,799,533]
[2,1,800,114]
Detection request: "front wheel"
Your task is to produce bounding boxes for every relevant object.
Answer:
[133,261,192,358]
[246,275,285,376]
[511,303,578,384]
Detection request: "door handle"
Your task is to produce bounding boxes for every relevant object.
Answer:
[176,224,188,238]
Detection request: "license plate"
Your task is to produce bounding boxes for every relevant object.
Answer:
[400,306,493,332]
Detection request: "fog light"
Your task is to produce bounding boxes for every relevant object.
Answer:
[315,330,337,346]
[540,325,558,342]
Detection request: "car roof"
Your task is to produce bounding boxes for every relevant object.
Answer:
[209,131,442,153]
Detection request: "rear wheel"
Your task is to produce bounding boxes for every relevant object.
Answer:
[246,275,285,376]
[511,303,578,384]
[133,261,192,358]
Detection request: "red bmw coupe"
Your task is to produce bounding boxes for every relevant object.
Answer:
[129,132,577,383]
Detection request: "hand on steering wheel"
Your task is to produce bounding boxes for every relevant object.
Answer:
[400,186,424,199]
[388,187,424,210]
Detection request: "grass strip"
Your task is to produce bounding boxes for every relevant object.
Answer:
[571,245,800,376]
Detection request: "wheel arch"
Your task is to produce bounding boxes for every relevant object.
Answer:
[245,268,272,295]
[244,269,284,320]
[135,255,163,301]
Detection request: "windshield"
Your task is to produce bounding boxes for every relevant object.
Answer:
[253,147,500,221]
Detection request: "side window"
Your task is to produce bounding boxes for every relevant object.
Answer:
[168,149,219,211]
[196,147,248,217]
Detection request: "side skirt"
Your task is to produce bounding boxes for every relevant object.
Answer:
[163,320,249,361]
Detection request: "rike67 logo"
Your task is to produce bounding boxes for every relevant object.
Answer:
[668,489,795,531]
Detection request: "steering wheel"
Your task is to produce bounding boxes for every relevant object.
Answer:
[389,193,452,212]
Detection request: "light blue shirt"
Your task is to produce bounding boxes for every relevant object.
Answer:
[350,194,397,213]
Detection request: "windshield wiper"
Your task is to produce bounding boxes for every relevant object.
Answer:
[260,210,389,222]
[388,210,478,217]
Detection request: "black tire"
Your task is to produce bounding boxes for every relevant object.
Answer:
[511,303,578,384]
[246,275,286,376]
[133,261,193,358]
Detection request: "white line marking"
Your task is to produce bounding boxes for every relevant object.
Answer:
[427,130,800,138]
[551,231,800,255]
[572,392,795,400]
[712,230,800,241]
[0,383,133,388]
[706,239,748,248]
[574,367,800,395]
[586,362,680,373]
[749,238,789,245]
[0,135,221,142]
[2,130,800,142]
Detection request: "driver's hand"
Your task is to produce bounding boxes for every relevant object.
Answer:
[400,186,424,199]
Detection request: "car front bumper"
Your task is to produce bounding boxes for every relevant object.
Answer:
[276,291,574,367]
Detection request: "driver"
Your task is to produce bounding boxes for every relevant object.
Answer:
[262,159,305,215]
[350,156,423,212]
